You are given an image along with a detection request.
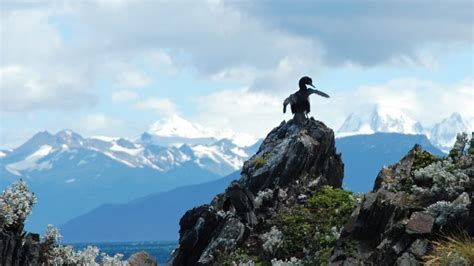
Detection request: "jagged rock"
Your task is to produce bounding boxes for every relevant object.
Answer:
[198,216,247,264]
[343,190,410,240]
[408,239,428,259]
[128,251,157,266]
[222,182,257,226]
[469,195,474,235]
[450,132,468,161]
[241,118,343,193]
[171,205,221,265]
[396,252,419,266]
[405,212,434,234]
[170,118,344,265]
[0,230,40,266]
[331,144,473,266]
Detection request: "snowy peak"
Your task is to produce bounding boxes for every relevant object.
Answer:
[429,112,473,152]
[337,105,423,137]
[148,115,215,139]
[3,127,261,178]
[144,115,257,147]
[337,107,473,153]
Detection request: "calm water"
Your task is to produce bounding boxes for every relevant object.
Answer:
[70,241,177,265]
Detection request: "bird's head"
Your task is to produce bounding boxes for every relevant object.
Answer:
[299,76,315,90]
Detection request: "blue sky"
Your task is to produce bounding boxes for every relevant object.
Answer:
[1,0,473,148]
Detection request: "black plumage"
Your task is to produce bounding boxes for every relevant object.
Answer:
[283,76,330,117]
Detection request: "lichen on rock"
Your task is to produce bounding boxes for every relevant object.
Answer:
[331,134,473,265]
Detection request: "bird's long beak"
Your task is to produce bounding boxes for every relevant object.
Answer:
[309,83,315,88]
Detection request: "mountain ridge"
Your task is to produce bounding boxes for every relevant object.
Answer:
[0,125,260,232]
[337,105,472,153]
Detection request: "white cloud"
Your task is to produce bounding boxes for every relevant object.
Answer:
[134,98,177,115]
[194,76,474,138]
[3,0,471,113]
[315,76,474,130]
[250,55,323,92]
[0,4,96,112]
[111,90,139,104]
[114,71,153,89]
[2,0,472,145]
[0,65,95,112]
[231,1,473,66]
[80,113,124,132]
[195,88,284,137]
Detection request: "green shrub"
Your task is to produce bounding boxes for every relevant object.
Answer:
[252,156,267,168]
[274,186,356,264]
[449,149,459,159]
[412,151,441,171]
[218,247,267,266]
[395,176,415,192]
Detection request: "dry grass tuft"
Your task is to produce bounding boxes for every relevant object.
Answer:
[424,233,474,265]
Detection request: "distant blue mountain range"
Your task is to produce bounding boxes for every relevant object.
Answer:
[59,132,445,242]
[0,129,258,233]
[60,171,239,242]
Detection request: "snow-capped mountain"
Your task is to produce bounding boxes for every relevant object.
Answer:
[143,115,257,147]
[428,112,473,153]
[337,105,472,153]
[337,105,423,137]
[0,123,261,232]
[2,128,259,180]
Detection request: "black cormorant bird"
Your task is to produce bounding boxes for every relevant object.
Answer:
[283,76,330,122]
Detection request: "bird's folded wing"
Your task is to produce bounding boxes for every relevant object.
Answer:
[283,94,295,113]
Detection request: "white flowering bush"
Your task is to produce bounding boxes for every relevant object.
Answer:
[101,252,127,266]
[261,226,283,256]
[75,245,100,265]
[270,257,303,266]
[43,224,62,243]
[0,180,131,265]
[413,160,469,199]
[49,245,77,265]
[329,226,341,239]
[232,260,255,266]
[0,179,37,229]
[426,193,471,225]
[255,188,273,209]
[44,243,129,266]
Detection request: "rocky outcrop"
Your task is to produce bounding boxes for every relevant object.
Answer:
[0,225,40,266]
[331,135,474,265]
[128,251,158,266]
[170,118,344,265]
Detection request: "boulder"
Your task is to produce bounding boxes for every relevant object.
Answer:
[405,212,434,235]
[128,251,157,266]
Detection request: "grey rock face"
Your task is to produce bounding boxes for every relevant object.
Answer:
[170,118,344,265]
[0,229,40,266]
[241,118,343,193]
[171,205,222,265]
[331,144,473,266]
[405,212,434,235]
